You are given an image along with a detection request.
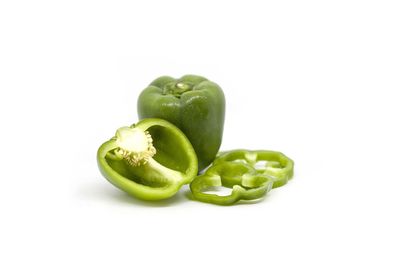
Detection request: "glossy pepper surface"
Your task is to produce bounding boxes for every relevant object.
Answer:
[137,75,225,171]
[190,162,274,205]
[97,118,198,200]
[214,150,294,188]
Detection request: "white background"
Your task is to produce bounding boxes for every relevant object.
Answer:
[1,0,399,266]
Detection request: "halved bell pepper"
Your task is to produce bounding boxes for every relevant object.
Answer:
[97,118,198,200]
[213,150,294,188]
[137,75,225,171]
[190,162,274,205]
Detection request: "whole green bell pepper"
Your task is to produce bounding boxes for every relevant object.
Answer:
[137,75,225,171]
[97,118,198,200]
[190,162,274,205]
[214,150,294,188]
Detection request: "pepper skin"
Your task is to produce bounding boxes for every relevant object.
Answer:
[214,150,294,188]
[190,162,274,205]
[137,75,225,171]
[97,118,198,200]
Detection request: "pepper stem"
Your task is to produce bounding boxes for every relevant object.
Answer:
[175,82,191,91]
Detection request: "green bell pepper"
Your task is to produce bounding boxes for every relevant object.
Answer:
[190,162,274,205]
[97,118,198,200]
[213,150,294,188]
[137,75,225,171]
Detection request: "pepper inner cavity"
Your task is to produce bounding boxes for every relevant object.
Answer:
[201,186,233,196]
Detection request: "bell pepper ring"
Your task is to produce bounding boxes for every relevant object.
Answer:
[137,75,225,171]
[213,150,294,188]
[190,162,274,205]
[97,118,198,200]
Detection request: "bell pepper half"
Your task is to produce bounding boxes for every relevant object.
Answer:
[97,118,198,200]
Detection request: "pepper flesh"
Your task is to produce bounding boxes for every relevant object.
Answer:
[190,162,274,205]
[97,118,198,200]
[137,75,225,171]
[214,150,294,188]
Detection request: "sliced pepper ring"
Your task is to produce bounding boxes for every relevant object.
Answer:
[190,162,274,205]
[214,150,294,188]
